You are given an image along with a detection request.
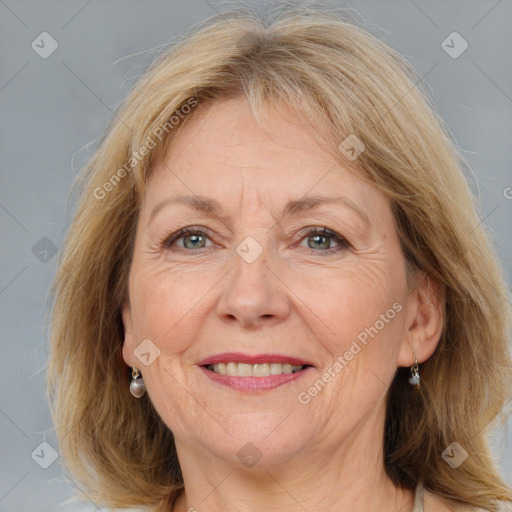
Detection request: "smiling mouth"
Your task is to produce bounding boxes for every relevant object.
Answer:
[203,362,311,377]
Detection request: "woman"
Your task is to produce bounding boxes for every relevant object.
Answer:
[47,3,512,511]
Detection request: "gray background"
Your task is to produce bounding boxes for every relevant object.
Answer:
[1,0,511,510]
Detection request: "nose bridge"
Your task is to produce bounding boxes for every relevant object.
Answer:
[217,231,290,328]
[231,232,271,304]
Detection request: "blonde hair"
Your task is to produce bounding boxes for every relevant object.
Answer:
[47,2,512,511]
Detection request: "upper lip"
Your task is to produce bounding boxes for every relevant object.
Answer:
[197,352,313,367]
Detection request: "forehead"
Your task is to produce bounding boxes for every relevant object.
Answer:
[157,97,335,179]
[142,96,389,222]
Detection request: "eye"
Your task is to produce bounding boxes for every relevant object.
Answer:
[162,227,214,254]
[295,226,350,254]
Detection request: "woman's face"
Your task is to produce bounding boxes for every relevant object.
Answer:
[122,95,423,469]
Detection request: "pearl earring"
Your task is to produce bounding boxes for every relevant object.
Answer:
[129,367,146,398]
[408,349,421,390]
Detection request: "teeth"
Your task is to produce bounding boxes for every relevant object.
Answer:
[226,362,237,376]
[208,362,306,376]
[238,363,253,377]
[253,363,269,377]
[270,363,282,375]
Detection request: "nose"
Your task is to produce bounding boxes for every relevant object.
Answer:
[216,241,291,330]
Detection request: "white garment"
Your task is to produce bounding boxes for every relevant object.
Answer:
[412,482,424,512]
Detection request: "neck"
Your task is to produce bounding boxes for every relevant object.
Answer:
[171,405,415,512]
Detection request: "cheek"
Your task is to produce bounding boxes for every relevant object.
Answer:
[129,268,209,354]
[292,265,407,397]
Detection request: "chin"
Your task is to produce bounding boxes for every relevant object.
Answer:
[177,413,315,470]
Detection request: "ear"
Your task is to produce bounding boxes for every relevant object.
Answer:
[397,272,445,367]
[121,300,137,368]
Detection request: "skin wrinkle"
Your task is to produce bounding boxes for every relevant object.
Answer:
[122,95,445,512]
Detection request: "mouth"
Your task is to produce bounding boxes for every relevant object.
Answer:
[197,352,314,391]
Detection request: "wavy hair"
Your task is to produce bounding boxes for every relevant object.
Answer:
[47,2,512,511]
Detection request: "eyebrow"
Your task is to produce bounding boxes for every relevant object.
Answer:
[149,194,370,227]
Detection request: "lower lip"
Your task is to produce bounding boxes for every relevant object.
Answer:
[199,366,312,391]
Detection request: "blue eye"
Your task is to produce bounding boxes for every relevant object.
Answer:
[162,226,349,256]
[163,227,212,253]
[295,227,350,254]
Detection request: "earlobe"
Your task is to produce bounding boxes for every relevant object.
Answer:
[397,273,445,367]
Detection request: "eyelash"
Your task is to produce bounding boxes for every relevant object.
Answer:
[160,226,350,256]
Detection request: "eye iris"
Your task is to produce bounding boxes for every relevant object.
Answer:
[309,234,330,250]
[184,233,206,249]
